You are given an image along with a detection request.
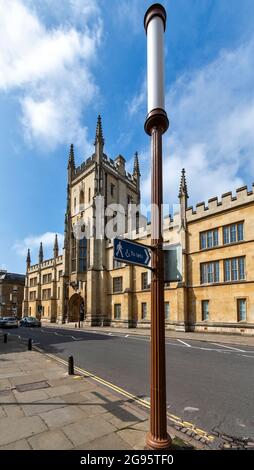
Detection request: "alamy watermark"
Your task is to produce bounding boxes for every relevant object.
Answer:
[72,196,183,245]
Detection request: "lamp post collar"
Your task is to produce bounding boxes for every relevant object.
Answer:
[144,3,167,33]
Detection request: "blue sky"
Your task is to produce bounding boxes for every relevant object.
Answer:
[1,0,254,273]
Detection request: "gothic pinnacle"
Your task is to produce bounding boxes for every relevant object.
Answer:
[94,115,104,146]
[38,242,44,264]
[54,234,59,258]
[178,168,189,199]
[68,143,75,168]
[26,248,31,268]
[133,151,141,176]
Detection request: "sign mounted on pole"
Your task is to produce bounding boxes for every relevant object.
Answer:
[163,244,182,282]
[113,238,151,268]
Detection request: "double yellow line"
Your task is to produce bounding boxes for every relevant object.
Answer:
[34,346,214,443]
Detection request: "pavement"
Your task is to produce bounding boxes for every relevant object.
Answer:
[44,322,254,347]
[0,336,199,451]
[1,326,254,450]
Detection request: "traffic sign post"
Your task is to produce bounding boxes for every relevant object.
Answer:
[113,238,152,268]
[144,4,171,450]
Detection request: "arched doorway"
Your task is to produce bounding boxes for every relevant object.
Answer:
[68,293,85,323]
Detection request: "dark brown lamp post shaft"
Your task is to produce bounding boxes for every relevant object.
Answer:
[144,3,171,450]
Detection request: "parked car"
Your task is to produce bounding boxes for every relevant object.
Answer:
[0,316,19,328]
[19,316,41,327]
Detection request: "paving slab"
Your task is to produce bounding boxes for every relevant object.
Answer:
[39,405,88,428]
[45,384,74,398]
[28,430,74,450]
[22,398,67,417]
[117,428,147,449]
[13,388,49,403]
[3,405,25,419]
[0,416,47,446]
[75,432,133,450]
[0,439,31,450]
[62,416,117,447]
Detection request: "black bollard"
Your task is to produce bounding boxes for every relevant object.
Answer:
[28,338,32,351]
[68,355,74,375]
[4,333,7,343]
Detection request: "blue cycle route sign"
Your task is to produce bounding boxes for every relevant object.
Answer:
[113,238,151,268]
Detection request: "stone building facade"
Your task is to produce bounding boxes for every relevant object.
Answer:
[23,116,254,335]
[0,270,25,318]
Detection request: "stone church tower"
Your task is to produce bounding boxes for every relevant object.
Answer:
[59,115,141,325]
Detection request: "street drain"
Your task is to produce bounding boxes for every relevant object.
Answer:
[15,380,50,392]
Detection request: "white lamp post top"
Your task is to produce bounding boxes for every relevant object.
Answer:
[144,3,168,135]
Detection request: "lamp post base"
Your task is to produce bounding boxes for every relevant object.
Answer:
[145,432,172,450]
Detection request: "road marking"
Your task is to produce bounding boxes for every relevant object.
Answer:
[177,339,191,348]
[125,335,129,337]
[184,406,199,412]
[211,343,246,353]
[32,345,214,442]
[239,354,254,359]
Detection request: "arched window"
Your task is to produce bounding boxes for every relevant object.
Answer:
[71,233,76,272]
[79,190,84,206]
[79,238,87,272]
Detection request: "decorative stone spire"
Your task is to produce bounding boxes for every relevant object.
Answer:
[68,143,75,169]
[26,248,31,270]
[67,144,75,182]
[53,234,59,259]
[38,242,43,264]
[178,168,188,199]
[133,151,141,177]
[178,168,189,226]
[133,151,141,193]
[94,115,104,147]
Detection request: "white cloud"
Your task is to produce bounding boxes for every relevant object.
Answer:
[0,0,102,152]
[141,38,254,207]
[13,232,64,259]
[114,0,152,35]
[127,80,146,117]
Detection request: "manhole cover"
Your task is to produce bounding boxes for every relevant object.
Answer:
[15,381,50,392]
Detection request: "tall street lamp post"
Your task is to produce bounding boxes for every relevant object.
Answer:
[144,3,171,450]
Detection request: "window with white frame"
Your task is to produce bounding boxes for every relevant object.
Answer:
[30,277,37,287]
[223,222,244,245]
[29,291,36,301]
[114,304,121,319]
[201,262,220,284]
[237,298,247,322]
[141,302,147,319]
[200,229,219,250]
[141,272,149,290]
[113,277,122,293]
[202,300,209,321]
[165,302,170,320]
[42,289,51,300]
[224,257,245,282]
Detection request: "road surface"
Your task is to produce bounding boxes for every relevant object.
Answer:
[2,325,254,442]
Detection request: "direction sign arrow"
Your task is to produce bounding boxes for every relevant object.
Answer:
[113,238,151,268]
